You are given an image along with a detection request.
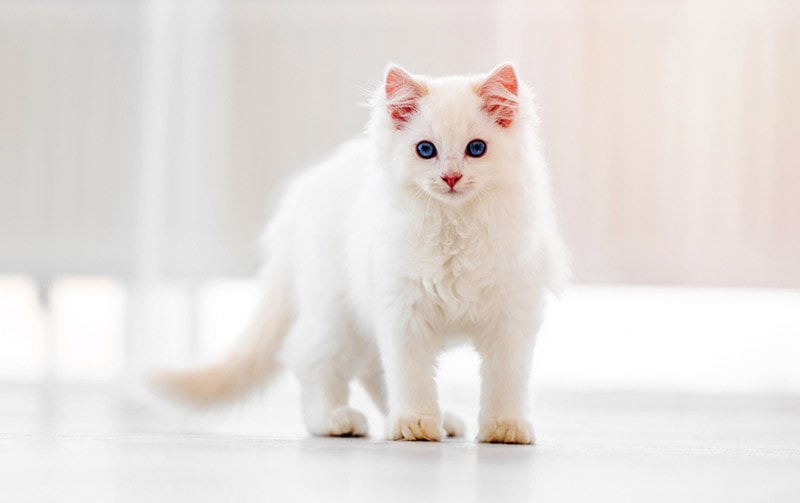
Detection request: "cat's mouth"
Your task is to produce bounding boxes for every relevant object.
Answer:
[422,179,473,203]
[436,184,470,201]
[438,184,463,196]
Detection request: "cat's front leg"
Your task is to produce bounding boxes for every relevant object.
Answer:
[377,314,444,441]
[474,313,542,445]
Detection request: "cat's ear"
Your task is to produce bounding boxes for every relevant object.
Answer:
[478,63,519,128]
[385,65,426,128]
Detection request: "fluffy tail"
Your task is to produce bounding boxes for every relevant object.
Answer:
[151,273,293,408]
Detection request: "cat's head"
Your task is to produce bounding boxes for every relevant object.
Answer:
[371,63,535,206]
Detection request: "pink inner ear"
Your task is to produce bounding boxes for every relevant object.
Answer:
[385,67,425,128]
[478,64,519,128]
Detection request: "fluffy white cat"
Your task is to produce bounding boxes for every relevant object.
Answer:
[155,63,568,444]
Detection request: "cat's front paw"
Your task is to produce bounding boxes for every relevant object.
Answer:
[386,414,444,441]
[477,415,535,444]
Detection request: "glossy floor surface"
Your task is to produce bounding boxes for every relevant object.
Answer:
[2,383,799,503]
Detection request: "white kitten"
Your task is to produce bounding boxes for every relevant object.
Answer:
[154,63,568,444]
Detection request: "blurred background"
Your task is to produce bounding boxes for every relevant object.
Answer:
[1,0,799,394]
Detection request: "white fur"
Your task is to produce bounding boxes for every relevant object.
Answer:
[154,64,568,444]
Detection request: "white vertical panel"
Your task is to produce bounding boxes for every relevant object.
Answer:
[51,277,125,380]
[196,279,259,361]
[0,276,46,380]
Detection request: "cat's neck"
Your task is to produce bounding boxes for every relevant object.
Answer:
[400,183,529,242]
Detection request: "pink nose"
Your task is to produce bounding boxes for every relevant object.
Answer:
[441,173,463,188]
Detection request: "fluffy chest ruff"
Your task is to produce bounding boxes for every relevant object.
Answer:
[383,198,522,331]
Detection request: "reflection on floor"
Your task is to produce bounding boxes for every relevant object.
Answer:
[1,383,798,503]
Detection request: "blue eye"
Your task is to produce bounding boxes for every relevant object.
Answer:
[466,139,486,158]
[416,141,437,159]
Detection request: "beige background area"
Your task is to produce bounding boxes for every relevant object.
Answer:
[526,0,800,286]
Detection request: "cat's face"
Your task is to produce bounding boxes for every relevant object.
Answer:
[374,64,524,206]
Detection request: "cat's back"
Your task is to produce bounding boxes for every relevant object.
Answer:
[284,135,371,212]
[268,136,370,222]
[261,136,372,268]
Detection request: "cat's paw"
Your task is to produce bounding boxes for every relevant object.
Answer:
[442,411,466,438]
[386,414,444,441]
[326,407,369,437]
[477,415,535,444]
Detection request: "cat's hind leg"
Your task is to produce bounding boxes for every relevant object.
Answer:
[299,361,368,437]
[291,316,370,438]
[442,411,466,438]
[357,349,388,416]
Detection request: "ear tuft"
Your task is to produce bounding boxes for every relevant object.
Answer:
[478,63,519,128]
[385,65,426,128]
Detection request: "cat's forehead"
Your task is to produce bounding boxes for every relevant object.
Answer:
[414,77,488,145]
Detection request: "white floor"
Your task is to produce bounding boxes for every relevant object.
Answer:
[2,383,799,503]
